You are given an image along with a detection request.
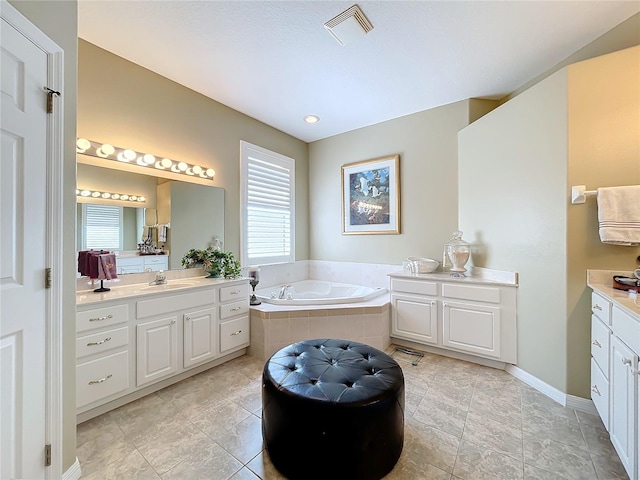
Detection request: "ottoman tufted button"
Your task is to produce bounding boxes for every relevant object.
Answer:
[262,338,404,480]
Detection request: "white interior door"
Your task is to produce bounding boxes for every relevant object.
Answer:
[1,13,49,480]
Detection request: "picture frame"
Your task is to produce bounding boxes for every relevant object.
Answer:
[342,154,400,235]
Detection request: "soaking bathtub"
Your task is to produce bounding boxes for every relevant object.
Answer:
[255,280,388,306]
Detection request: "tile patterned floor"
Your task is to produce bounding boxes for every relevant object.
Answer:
[77,346,629,480]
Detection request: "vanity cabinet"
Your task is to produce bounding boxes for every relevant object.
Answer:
[116,255,168,274]
[76,303,131,409]
[76,278,250,420]
[390,275,517,364]
[588,283,640,480]
[136,315,179,386]
[183,307,217,368]
[391,279,438,345]
[590,292,611,428]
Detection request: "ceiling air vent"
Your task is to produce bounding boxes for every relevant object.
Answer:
[324,4,373,46]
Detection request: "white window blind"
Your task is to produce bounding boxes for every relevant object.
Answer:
[82,204,123,251]
[240,141,295,266]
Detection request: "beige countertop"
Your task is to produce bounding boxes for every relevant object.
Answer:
[77,275,245,307]
[389,266,518,287]
[587,270,640,319]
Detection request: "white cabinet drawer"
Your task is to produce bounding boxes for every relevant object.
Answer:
[220,315,250,353]
[220,300,249,320]
[590,357,609,430]
[591,316,610,376]
[612,306,640,356]
[441,283,500,304]
[142,256,167,266]
[390,278,438,296]
[76,326,128,359]
[591,292,611,325]
[77,351,129,408]
[137,290,213,318]
[220,283,249,303]
[77,304,128,333]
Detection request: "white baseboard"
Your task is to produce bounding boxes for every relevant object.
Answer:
[505,364,566,405]
[62,457,81,480]
[505,365,597,415]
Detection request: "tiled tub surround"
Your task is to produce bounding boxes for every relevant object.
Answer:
[248,299,390,361]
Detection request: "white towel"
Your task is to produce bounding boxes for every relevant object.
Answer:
[597,185,640,246]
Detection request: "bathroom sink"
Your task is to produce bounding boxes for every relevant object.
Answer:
[136,281,201,292]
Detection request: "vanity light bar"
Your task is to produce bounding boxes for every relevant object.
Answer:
[76,138,216,180]
[76,189,146,202]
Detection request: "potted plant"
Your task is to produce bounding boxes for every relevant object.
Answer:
[181,247,241,279]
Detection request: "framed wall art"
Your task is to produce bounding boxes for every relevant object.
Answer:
[341,154,400,235]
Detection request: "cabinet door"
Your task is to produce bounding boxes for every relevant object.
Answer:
[609,335,637,480]
[184,307,217,368]
[136,316,178,386]
[442,301,501,359]
[391,294,438,345]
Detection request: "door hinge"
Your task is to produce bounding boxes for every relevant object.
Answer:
[44,444,51,467]
[44,86,60,114]
[45,267,52,289]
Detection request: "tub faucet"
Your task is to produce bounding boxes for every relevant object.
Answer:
[149,270,167,285]
[278,284,290,299]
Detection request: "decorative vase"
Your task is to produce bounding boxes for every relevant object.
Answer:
[445,231,470,277]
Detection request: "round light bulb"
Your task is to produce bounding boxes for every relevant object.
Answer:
[91,191,101,198]
[76,138,90,152]
[129,195,137,201]
[111,194,120,200]
[120,194,129,200]
[192,165,202,175]
[161,158,172,168]
[186,168,194,175]
[75,189,80,195]
[101,192,111,199]
[178,162,188,172]
[101,144,115,155]
[124,149,136,160]
[138,196,145,202]
[154,161,165,169]
[80,190,91,197]
[143,154,155,165]
[206,168,215,178]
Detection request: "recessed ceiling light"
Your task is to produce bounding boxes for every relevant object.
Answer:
[304,115,320,124]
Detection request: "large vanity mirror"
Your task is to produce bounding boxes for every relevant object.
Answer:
[77,163,224,273]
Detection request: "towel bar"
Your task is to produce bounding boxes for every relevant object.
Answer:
[571,185,597,204]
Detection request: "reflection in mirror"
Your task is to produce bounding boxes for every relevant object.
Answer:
[77,163,224,274]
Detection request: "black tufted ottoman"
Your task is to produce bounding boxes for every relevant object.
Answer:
[262,339,405,480]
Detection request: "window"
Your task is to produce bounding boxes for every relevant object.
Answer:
[240,141,295,266]
[81,203,123,251]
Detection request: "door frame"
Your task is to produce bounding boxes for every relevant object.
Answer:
[1,2,65,478]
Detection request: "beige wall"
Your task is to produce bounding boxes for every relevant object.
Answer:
[459,71,570,392]
[459,47,640,397]
[78,40,309,261]
[566,46,640,395]
[308,100,481,264]
[8,0,78,471]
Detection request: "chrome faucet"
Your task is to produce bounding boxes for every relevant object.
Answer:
[149,270,167,285]
[278,284,290,299]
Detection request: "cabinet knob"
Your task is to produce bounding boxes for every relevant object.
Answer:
[591,384,601,396]
[185,316,191,321]
[171,319,176,324]
[593,304,602,311]
[591,340,601,348]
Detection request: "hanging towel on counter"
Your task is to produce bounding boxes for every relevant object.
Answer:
[77,250,118,279]
[597,185,640,246]
[98,253,118,280]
